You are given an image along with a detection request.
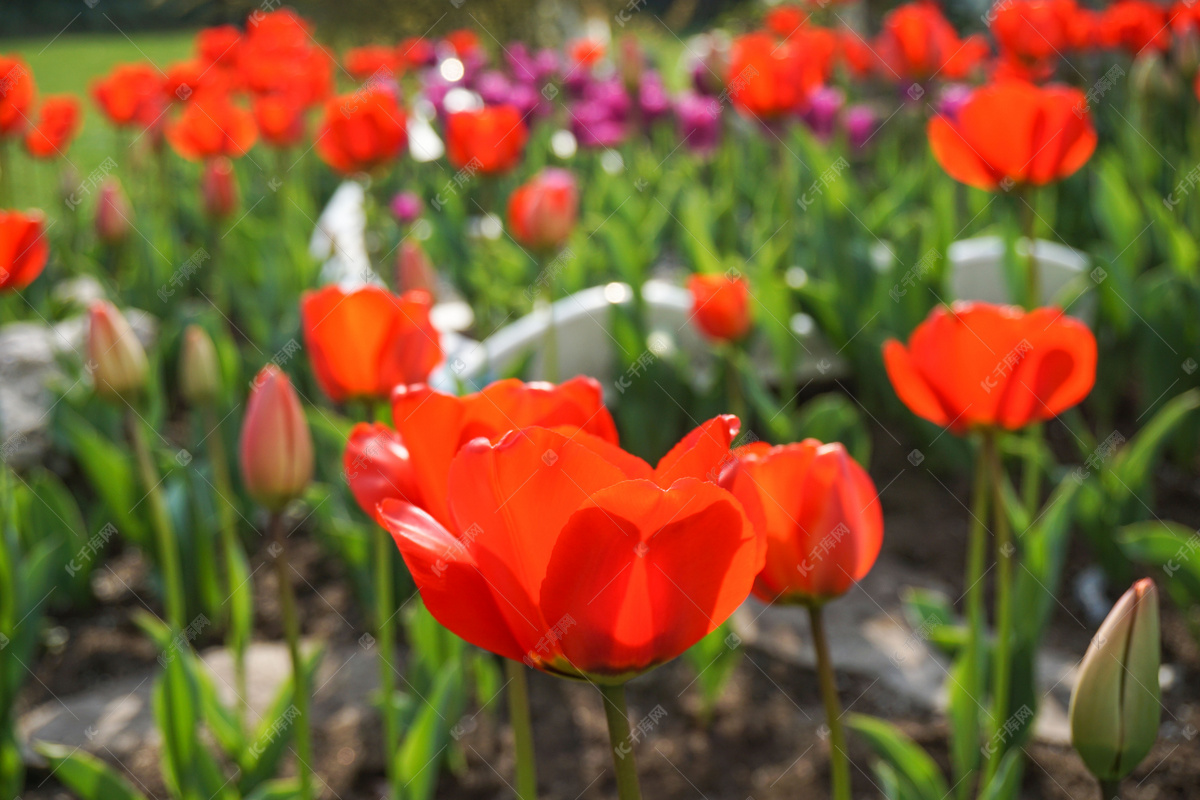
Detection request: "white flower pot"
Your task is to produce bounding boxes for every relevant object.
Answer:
[949,236,1095,324]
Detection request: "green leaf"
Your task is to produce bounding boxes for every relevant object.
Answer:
[62,413,148,548]
[977,749,1024,800]
[35,743,149,800]
[396,663,462,800]
[682,622,743,722]
[900,587,965,654]
[244,778,302,800]
[848,714,949,800]
[239,646,324,792]
[1109,389,1200,497]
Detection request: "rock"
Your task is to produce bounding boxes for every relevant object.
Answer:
[0,305,155,470]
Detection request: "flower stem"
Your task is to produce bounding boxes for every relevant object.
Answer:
[984,433,1015,783]
[960,433,991,795]
[599,683,643,800]
[1100,779,1121,800]
[269,511,314,800]
[127,411,186,632]
[505,659,538,800]
[808,604,851,800]
[374,523,399,796]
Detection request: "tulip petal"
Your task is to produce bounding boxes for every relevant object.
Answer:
[882,339,952,427]
[928,115,1000,191]
[538,478,756,677]
[997,308,1096,426]
[301,285,400,402]
[653,414,741,487]
[344,423,420,526]
[378,499,525,662]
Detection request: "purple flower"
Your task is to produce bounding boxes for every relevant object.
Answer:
[936,84,973,122]
[801,87,844,141]
[570,100,627,148]
[844,104,877,150]
[583,79,631,120]
[390,191,423,224]
[676,91,722,155]
[475,70,513,106]
[638,71,672,124]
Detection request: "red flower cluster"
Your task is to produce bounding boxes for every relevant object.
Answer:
[445,105,529,173]
[316,86,408,175]
[25,95,80,158]
[876,0,990,83]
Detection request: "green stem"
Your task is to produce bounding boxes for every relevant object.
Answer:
[204,408,250,730]
[374,523,399,796]
[1099,778,1121,800]
[505,659,538,800]
[541,254,559,383]
[984,433,1015,784]
[0,142,10,206]
[1019,186,1038,308]
[809,604,851,800]
[1021,423,1043,515]
[725,348,747,426]
[959,433,991,797]
[128,411,186,631]
[269,512,314,800]
[599,683,643,800]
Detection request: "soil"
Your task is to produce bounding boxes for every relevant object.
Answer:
[21,428,1200,800]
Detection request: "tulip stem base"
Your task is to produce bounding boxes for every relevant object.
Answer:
[269,512,315,800]
[600,683,643,800]
[374,524,399,796]
[809,604,852,800]
[505,659,538,800]
[1100,779,1121,800]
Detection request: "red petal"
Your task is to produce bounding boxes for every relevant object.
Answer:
[344,423,419,526]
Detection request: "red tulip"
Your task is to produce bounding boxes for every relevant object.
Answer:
[837,29,878,79]
[0,210,49,292]
[727,31,834,118]
[989,0,1092,77]
[252,93,306,148]
[344,423,421,526]
[196,25,242,69]
[201,156,239,218]
[928,80,1096,191]
[397,37,436,69]
[0,55,36,139]
[567,38,606,68]
[87,300,148,402]
[300,284,441,404]
[730,440,882,604]
[167,89,257,160]
[316,85,407,175]
[765,5,808,38]
[445,106,528,174]
[377,423,761,678]
[396,240,437,294]
[444,29,480,58]
[347,377,620,529]
[24,95,80,158]
[344,45,399,81]
[688,273,752,342]
[883,301,1097,433]
[162,59,236,104]
[95,177,133,245]
[1098,0,1170,54]
[240,10,332,107]
[91,63,165,129]
[507,168,578,250]
[875,1,990,82]
[240,365,314,511]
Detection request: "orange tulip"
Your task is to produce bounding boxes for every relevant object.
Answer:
[445,106,528,174]
[348,377,620,529]
[507,168,578,250]
[882,301,1097,433]
[300,284,441,404]
[240,365,314,511]
[876,1,990,82]
[167,89,257,160]
[928,80,1096,191]
[567,38,606,68]
[765,5,808,38]
[24,95,80,158]
[727,31,834,118]
[0,55,36,138]
[730,440,883,604]
[377,423,761,678]
[91,63,165,129]
[196,25,242,69]
[688,273,752,342]
[0,210,49,292]
[316,85,407,175]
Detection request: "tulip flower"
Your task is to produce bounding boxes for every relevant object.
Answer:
[1069,579,1161,789]
[730,439,881,800]
[883,301,1097,434]
[201,157,239,219]
[316,85,407,175]
[24,95,81,158]
[989,0,1091,78]
[87,300,148,402]
[196,25,241,69]
[928,81,1097,192]
[445,29,481,58]
[166,89,258,160]
[688,273,752,342]
[1098,0,1170,54]
[875,1,989,83]
[179,325,221,406]
[675,92,722,155]
[445,105,529,174]
[0,54,35,139]
[844,104,877,149]
[765,5,807,38]
[0,210,49,292]
[252,93,307,149]
[344,45,399,81]
[389,191,423,224]
[163,60,209,104]
[240,10,332,107]
[239,365,313,511]
[95,177,133,245]
[90,63,164,129]
[300,285,442,404]
[507,168,578,251]
[396,240,436,294]
[567,38,606,69]
[346,376,622,528]
[726,32,831,119]
[398,36,436,69]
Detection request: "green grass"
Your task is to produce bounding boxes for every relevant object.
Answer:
[1,31,195,211]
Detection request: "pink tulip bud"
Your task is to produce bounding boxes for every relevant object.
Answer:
[239,365,313,511]
[396,240,437,295]
[87,300,148,402]
[95,176,132,245]
[506,168,578,251]
[179,325,221,405]
[202,156,239,219]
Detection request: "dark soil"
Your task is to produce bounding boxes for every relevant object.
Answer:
[22,428,1200,800]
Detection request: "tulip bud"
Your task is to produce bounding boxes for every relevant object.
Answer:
[389,190,422,224]
[201,156,239,219]
[396,240,437,295]
[179,325,221,405]
[87,300,148,402]
[617,34,644,92]
[239,365,313,511]
[1069,578,1161,783]
[95,176,132,245]
[688,272,752,342]
[506,168,578,251]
